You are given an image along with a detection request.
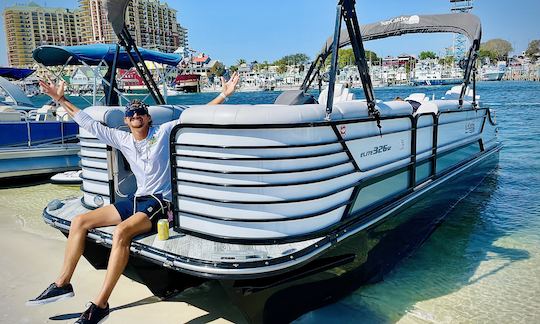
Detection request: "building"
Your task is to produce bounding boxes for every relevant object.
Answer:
[77,0,114,44]
[78,0,188,52]
[3,0,189,68]
[3,3,83,67]
[185,53,222,76]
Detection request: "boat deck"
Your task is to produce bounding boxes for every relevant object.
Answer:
[44,197,324,269]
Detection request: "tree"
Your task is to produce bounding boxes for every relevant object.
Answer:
[273,53,310,66]
[525,40,540,63]
[229,65,238,73]
[273,53,310,75]
[419,51,437,60]
[324,48,380,68]
[438,55,454,66]
[365,50,380,64]
[209,61,225,77]
[276,64,287,74]
[478,48,498,63]
[237,58,247,66]
[338,48,355,68]
[254,60,270,72]
[481,39,513,61]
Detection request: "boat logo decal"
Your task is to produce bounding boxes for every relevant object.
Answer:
[465,122,476,134]
[339,125,347,137]
[360,145,392,158]
[381,15,420,26]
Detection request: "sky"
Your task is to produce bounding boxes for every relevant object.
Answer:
[0,0,538,66]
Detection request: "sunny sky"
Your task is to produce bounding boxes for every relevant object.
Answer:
[0,0,538,66]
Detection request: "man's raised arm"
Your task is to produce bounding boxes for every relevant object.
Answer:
[208,71,240,105]
[39,78,80,117]
[39,78,128,149]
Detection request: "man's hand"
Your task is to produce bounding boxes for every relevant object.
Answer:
[39,76,80,117]
[208,71,241,105]
[39,77,65,101]
[221,71,240,97]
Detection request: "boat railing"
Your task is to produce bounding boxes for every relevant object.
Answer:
[163,104,494,244]
[22,112,32,147]
[17,109,71,148]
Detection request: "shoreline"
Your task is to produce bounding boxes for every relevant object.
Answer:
[0,196,246,323]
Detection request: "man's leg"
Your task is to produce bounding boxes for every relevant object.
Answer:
[55,205,122,287]
[93,212,151,308]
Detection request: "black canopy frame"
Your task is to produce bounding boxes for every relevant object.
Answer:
[104,0,165,105]
[302,1,483,113]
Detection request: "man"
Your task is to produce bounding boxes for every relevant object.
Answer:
[27,72,240,324]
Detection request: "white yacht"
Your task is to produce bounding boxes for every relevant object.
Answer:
[480,61,507,81]
[411,59,463,86]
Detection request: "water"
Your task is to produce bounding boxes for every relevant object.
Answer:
[10,81,540,323]
[297,81,540,323]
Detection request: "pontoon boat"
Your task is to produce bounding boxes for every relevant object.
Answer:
[0,68,80,179]
[42,1,501,322]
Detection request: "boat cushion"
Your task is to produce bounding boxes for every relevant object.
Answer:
[86,100,414,127]
[180,104,328,124]
[180,101,413,125]
[0,110,21,122]
[414,100,473,116]
[442,85,480,101]
[317,83,357,106]
[405,93,429,102]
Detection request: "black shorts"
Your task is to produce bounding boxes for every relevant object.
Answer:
[113,194,170,229]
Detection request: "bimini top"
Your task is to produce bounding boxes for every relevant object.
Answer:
[320,13,482,57]
[104,0,130,36]
[0,77,35,108]
[32,44,182,69]
[0,67,35,81]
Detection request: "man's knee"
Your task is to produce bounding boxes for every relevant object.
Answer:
[71,214,91,231]
[112,222,132,247]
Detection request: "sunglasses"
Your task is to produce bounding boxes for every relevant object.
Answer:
[125,108,148,117]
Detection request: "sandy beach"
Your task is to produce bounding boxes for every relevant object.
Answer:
[0,180,246,324]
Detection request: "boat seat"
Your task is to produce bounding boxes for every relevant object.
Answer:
[180,101,413,125]
[333,100,413,119]
[405,93,429,102]
[56,106,73,121]
[181,104,328,124]
[442,85,480,101]
[317,83,356,106]
[0,106,21,122]
[35,104,57,121]
[414,102,438,116]
[414,99,474,116]
[0,106,16,112]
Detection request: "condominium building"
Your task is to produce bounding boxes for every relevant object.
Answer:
[78,0,188,52]
[3,3,83,67]
[3,0,188,67]
[77,0,115,44]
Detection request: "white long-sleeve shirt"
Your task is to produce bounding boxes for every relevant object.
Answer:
[74,110,180,201]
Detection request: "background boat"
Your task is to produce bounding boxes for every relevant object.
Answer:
[0,68,80,180]
[480,61,507,81]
